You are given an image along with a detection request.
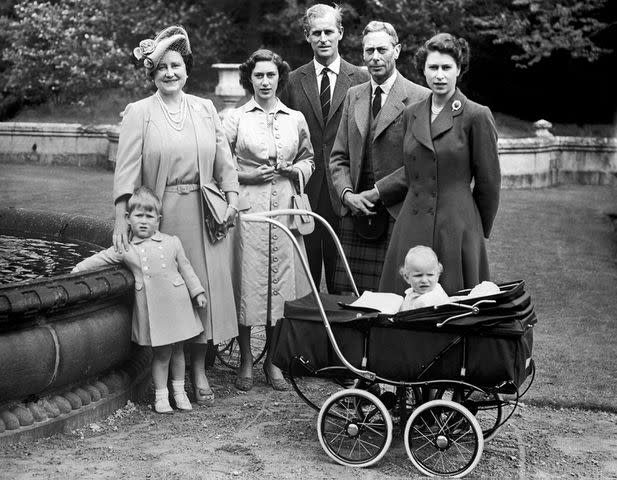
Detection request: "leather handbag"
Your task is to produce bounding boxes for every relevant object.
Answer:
[289,171,315,236]
[352,202,389,241]
[201,182,232,243]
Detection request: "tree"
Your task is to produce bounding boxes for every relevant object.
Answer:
[470,0,612,67]
[0,0,238,117]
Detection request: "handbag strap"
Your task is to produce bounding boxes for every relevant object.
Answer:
[296,169,305,194]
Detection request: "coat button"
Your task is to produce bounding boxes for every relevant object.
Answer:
[161,264,166,268]
[272,191,278,196]
[273,257,278,262]
[272,234,278,240]
[273,246,279,251]
[273,202,278,207]
[143,266,149,270]
[273,278,278,284]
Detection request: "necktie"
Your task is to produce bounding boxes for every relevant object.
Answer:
[372,86,382,119]
[320,67,331,121]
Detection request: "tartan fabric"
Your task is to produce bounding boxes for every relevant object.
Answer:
[332,214,395,294]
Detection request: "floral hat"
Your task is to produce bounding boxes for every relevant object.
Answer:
[133,25,191,71]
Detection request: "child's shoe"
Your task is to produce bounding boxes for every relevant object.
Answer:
[153,389,174,414]
[171,380,193,411]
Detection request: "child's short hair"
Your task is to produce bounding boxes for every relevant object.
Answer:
[127,186,162,215]
[399,245,443,278]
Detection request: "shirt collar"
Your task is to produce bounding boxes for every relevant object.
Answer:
[313,56,341,76]
[371,70,398,95]
[131,231,163,244]
[242,97,291,115]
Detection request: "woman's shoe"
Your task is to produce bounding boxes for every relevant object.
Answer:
[263,366,288,391]
[234,376,254,392]
[194,387,215,407]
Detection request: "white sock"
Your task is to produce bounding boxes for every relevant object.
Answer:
[170,380,185,395]
[155,388,169,400]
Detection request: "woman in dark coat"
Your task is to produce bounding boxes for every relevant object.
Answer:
[379,33,500,296]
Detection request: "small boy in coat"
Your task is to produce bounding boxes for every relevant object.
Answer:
[398,245,449,311]
[73,187,207,414]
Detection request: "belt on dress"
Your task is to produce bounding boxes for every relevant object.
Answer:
[165,184,200,194]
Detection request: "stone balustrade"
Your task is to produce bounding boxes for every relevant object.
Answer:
[1,119,615,188]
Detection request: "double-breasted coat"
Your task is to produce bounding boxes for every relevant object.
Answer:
[113,94,240,344]
[75,232,205,347]
[379,90,501,296]
[330,72,430,219]
[222,98,314,326]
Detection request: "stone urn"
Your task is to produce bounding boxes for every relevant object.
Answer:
[212,63,246,121]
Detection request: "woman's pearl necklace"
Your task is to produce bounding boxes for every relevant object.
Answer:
[431,102,444,116]
[156,91,188,131]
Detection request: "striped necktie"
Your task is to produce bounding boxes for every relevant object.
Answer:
[320,67,331,121]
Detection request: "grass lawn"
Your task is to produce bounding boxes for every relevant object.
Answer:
[2,162,617,411]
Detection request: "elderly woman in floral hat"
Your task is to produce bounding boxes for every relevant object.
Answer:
[113,25,240,407]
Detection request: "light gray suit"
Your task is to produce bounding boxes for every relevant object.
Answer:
[330,71,430,219]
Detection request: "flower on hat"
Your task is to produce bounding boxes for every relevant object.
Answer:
[452,100,462,112]
[139,39,156,55]
[143,58,154,70]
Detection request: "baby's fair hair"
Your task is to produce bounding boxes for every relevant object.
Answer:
[399,245,443,279]
[127,186,162,216]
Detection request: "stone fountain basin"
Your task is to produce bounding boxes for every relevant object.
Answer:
[0,207,149,443]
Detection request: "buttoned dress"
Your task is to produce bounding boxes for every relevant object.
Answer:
[74,232,205,347]
[379,90,501,296]
[113,94,240,345]
[222,98,314,326]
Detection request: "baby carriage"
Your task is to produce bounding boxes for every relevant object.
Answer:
[241,209,536,478]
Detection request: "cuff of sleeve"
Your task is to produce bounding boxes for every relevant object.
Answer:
[190,287,206,298]
[219,181,240,193]
[340,187,353,203]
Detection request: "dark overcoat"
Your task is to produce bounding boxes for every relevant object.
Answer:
[379,89,501,295]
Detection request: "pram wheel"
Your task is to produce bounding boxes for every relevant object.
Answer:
[404,399,484,478]
[317,388,393,468]
[216,326,268,370]
[435,385,503,442]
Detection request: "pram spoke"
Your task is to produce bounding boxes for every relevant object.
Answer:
[434,383,504,442]
[317,389,393,468]
[404,399,484,478]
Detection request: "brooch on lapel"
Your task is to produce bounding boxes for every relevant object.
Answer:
[452,100,462,112]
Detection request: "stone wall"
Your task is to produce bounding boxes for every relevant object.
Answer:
[0,120,615,188]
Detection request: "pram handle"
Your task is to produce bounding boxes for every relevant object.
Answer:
[241,210,376,381]
[435,299,497,327]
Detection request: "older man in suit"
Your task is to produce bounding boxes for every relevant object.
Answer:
[280,4,369,293]
[329,21,430,293]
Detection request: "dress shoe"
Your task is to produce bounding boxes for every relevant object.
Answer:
[263,366,288,391]
[194,386,215,406]
[234,376,254,392]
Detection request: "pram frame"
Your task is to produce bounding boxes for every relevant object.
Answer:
[241,209,533,477]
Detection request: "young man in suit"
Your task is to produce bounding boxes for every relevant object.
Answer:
[329,21,430,293]
[280,4,369,293]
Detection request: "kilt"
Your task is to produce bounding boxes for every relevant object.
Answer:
[332,214,395,294]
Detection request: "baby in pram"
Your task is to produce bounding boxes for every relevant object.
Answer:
[398,245,502,311]
[399,246,449,311]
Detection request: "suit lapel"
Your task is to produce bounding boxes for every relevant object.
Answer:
[300,64,324,128]
[353,83,371,143]
[373,73,405,140]
[411,96,434,152]
[329,60,352,124]
[431,89,466,140]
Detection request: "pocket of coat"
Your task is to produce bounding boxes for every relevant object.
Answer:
[135,281,144,291]
[173,277,185,287]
